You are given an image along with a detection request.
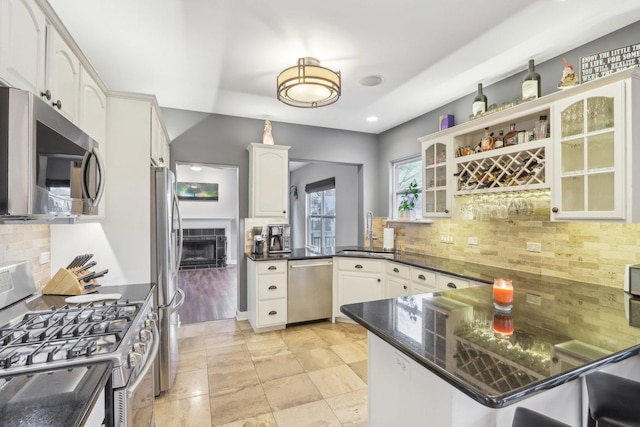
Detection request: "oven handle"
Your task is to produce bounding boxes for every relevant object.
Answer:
[127,321,159,399]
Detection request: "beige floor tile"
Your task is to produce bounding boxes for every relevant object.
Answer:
[262,373,323,411]
[253,353,305,382]
[236,320,253,331]
[308,365,367,399]
[179,335,207,353]
[156,369,210,403]
[341,323,368,341]
[330,340,368,364]
[177,349,208,373]
[215,412,277,427]
[245,337,288,352]
[155,394,212,427]
[205,331,246,349]
[204,319,243,334]
[272,400,341,427]
[207,349,253,369]
[348,360,368,384]
[179,323,205,339]
[242,330,282,343]
[325,388,368,425]
[210,384,271,426]
[293,347,345,372]
[280,329,328,351]
[208,360,261,396]
[313,326,356,346]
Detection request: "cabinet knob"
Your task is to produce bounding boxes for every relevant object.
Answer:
[377,278,381,282]
[52,99,62,110]
[418,274,426,280]
[393,267,399,273]
[268,265,277,270]
[158,157,164,164]
[40,90,51,100]
[447,282,457,289]
[444,209,449,214]
[268,310,277,316]
[283,210,286,214]
[403,285,407,290]
[355,264,363,269]
[552,207,559,213]
[268,285,277,290]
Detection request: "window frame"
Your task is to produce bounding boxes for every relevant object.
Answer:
[305,188,336,251]
[390,154,423,219]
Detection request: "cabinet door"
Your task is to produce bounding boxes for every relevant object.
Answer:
[422,139,451,218]
[47,26,80,122]
[337,271,382,308]
[386,275,410,298]
[0,0,46,93]
[552,81,625,220]
[79,68,106,144]
[248,145,289,217]
[150,106,169,166]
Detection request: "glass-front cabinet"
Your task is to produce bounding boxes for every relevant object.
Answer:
[551,81,625,220]
[421,138,451,218]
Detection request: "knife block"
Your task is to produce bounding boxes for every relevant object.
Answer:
[43,268,96,295]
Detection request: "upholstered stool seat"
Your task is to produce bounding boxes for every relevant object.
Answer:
[511,407,571,427]
[586,371,640,427]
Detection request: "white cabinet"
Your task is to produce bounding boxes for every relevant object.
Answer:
[247,143,290,218]
[151,106,170,166]
[409,266,437,294]
[436,273,470,291]
[247,259,288,332]
[385,261,410,298]
[78,68,107,144]
[333,257,383,320]
[0,0,46,94]
[46,26,80,122]
[420,137,452,218]
[551,81,626,221]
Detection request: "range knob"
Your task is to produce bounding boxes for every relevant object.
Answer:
[147,312,159,322]
[128,351,142,368]
[139,328,152,343]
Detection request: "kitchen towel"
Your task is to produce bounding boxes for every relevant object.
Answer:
[383,227,395,251]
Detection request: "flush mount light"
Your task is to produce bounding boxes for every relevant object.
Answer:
[190,165,202,171]
[277,57,341,108]
[366,116,379,122]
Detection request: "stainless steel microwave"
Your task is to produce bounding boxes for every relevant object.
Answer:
[0,87,105,223]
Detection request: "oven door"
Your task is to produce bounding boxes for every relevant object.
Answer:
[114,323,159,427]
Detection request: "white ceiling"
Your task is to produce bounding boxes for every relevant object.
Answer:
[49,0,640,135]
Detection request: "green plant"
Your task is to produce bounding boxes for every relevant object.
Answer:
[398,180,419,211]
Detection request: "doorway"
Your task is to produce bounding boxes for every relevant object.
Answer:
[175,162,239,324]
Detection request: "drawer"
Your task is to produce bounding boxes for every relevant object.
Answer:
[336,258,383,273]
[437,274,470,291]
[412,283,437,294]
[257,260,287,274]
[257,273,287,299]
[410,267,436,287]
[385,262,409,279]
[257,299,287,326]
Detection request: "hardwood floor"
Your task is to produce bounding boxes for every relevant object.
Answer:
[177,266,237,324]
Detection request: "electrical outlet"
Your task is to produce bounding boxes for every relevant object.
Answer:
[440,234,454,244]
[526,242,542,252]
[468,237,479,245]
[526,293,542,305]
[39,251,50,265]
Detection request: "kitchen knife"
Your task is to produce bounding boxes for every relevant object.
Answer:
[77,254,93,268]
[81,269,109,282]
[66,255,84,269]
[75,261,97,274]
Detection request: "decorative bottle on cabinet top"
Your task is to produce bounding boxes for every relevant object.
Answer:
[472,83,487,116]
[522,59,541,101]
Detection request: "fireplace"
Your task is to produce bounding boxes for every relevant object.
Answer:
[180,228,227,269]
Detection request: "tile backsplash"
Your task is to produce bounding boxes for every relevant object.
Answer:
[372,218,640,288]
[0,224,51,290]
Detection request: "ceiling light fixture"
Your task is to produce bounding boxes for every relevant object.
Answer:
[190,165,202,171]
[366,116,379,122]
[277,57,341,108]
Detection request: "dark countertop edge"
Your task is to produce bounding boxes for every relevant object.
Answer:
[340,303,640,408]
[76,361,113,427]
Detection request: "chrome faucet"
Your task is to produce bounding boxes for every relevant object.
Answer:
[366,210,377,251]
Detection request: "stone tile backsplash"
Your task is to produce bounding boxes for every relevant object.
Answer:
[0,224,51,290]
[372,218,640,289]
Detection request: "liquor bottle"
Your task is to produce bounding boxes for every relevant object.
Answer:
[522,59,541,101]
[494,130,504,149]
[504,123,518,146]
[472,83,487,116]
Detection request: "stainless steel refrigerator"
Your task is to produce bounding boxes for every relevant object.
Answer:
[151,166,185,395]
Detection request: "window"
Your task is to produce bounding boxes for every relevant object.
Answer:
[391,155,422,218]
[306,178,336,252]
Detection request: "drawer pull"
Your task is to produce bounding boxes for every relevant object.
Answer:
[418,274,426,280]
[268,310,278,316]
[355,264,363,269]
[268,266,277,271]
[447,282,457,289]
[268,285,277,290]
[393,267,399,273]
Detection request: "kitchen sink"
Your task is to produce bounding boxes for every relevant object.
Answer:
[336,250,396,259]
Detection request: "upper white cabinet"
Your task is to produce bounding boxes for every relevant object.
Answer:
[247,143,290,218]
[420,138,452,218]
[46,26,80,122]
[551,81,626,221]
[151,106,170,166]
[0,0,46,94]
[79,67,107,144]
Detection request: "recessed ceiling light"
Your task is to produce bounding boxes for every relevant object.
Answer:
[359,75,384,87]
[190,165,202,171]
[366,116,379,122]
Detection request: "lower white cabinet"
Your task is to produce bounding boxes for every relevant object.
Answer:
[410,266,437,294]
[247,259,288,332]
[333,258,383,320]
[385,261,410,298]
[437,273,470,291]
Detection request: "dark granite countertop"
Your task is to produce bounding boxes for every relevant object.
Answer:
[341,279,640,408]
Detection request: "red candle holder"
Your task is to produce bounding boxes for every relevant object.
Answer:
[493,278,513,311]
[493,311,514,338]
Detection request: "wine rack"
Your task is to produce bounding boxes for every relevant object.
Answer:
[454,139,550,194]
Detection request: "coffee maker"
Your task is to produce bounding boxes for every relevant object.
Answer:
[268,224,291,254]
[252,226,264,254]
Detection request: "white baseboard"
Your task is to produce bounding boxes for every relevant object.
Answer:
[235,310,248,321]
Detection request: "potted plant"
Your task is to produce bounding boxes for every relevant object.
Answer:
[398,180,419,220]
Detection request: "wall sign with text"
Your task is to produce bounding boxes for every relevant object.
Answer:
[581,42,640,83]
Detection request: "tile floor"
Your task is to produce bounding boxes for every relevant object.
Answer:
[154,319,369,427]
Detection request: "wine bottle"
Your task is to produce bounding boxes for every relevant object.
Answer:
[522,59,541,101]
[472,83,487,116]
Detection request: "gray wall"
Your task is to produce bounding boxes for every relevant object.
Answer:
[166,114,378,312]
[290,162,360,249]
[377,19,640,215]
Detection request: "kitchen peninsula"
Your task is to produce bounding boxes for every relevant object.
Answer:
[341,276,640,426]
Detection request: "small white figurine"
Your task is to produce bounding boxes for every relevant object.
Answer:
[262,120,274,145]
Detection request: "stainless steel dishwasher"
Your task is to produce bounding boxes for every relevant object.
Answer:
[288,258,333,323]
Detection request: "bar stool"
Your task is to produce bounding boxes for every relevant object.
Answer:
[511,407,571,427]
[585,370,640,427]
